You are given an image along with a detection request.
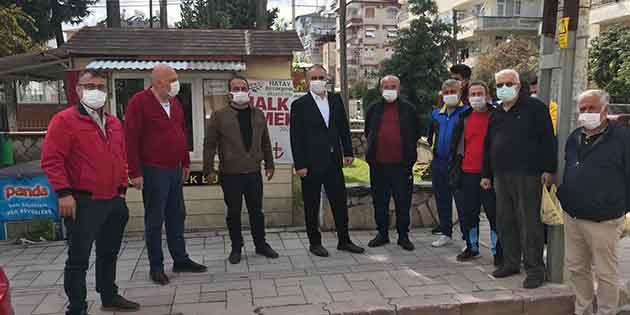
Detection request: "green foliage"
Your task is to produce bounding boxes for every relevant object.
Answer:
[22,219,55,241]
[0,5,35,57]
[473,37,539,90]
[349,80,369,99]
[177,0,279,29]
[380,0,454,130]
[589,25,630,103]
[343,158,370,184]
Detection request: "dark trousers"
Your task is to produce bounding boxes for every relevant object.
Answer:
[460,172,502,256]
[369,163,412,239]
[494,174,545,279]
[64,197,128,315]
[431,159,464,238]
[142,165,189,272]
[220,172,267,251]
[301,160,350,246]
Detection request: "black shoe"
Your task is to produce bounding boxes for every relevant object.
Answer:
[309,245,330,257]
[493,255,503,267]
[456,249,480,262]
[150,271,170,286]
[523,276,544,289]
[173,259,207,273]
[397,238,415,251]
[337,242,365,254]
[368,234,390,248]
[492,267,520,278]
[228,250,242,264]
[101,294,141,312]
[256,243,279,259]
[431,227,442,235]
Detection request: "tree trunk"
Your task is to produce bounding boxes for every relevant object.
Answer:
[160,0,168,28]
[107,0,122,28]
[339,0,349,116]
[50,0,65,46]
[256,0,267,29]
[4,80,17,132]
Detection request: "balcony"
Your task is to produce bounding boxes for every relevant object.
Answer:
[590,0,630,25]
[458,16,542,39]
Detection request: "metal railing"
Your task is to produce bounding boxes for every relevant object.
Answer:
[459,15,542,34]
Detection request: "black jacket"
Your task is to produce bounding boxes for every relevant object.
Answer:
[482,94,557,178]
[364,98,421,168]
[557,124,630,222]
[290,92,353,174]
[449,105,496,163]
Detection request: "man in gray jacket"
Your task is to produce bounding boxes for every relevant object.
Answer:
[203,76,279,265]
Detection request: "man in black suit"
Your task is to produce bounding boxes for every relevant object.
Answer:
[290,65,365,257]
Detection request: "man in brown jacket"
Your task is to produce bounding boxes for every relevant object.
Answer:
[203,76,279,264]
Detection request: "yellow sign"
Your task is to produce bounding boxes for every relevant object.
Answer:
[558,17,570,49]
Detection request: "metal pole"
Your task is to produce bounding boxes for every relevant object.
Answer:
[339,0,349,116]
[537,0,558,106]
[160,0,168,28]
[292,0,296,29]
[149,0,154,28]
[452,9,458,65]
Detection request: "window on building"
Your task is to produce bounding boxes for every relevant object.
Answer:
[386,29,398,39]
[17,81,67,104]
[497,0,521,16]
[365,7,375,18]
[365,28,377,38]
[386,7,398,19]
[203,79,229,134]
[364,47,376,58]
[348,8,359,17]
[115,79,145,121]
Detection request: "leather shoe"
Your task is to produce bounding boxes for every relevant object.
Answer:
[523,276,544,289]
[397,238,415,251]
[228,250,242,264]
[150,271,170,286]
[256,243,279,259]
[337,242,365,254]
[492,267,520,278]
[309,245,330,257]
[173,259,207,273]
[101,294,141,312]
[368,234,390,247]
[493,255,503,267]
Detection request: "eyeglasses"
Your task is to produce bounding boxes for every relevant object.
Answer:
[79,83,107,91]
[496,82,516,88]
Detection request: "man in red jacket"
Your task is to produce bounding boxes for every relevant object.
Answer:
[124,64,206,285]
[42,69,140,315]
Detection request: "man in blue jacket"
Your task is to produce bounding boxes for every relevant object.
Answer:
[427,79,468,247]
[558,89,630,315]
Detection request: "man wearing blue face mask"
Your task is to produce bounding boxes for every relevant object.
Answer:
[481,69,557,289]
[427,79,468,247]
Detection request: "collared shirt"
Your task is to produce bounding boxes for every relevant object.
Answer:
[161,101,171,118]
[82,103,107,137]
[311,92,330,127]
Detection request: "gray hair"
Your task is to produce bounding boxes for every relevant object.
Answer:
[442,79,462,90]
[380,75,400,87]
[495,69,520,83]
[577,89,610,106]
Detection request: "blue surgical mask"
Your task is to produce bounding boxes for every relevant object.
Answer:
[496,86,517,102]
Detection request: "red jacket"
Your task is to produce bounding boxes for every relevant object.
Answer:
[41,105,128,200]
[124,89,191,179]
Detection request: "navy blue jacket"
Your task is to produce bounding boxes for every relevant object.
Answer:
[427,105,469,162]
[557,124,630,222]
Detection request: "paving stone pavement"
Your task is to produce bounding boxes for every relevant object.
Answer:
[0,225,582,315]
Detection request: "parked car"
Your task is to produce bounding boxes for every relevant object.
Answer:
[0,267,14,315]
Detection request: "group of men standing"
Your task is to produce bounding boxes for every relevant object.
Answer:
[40,61,630,315]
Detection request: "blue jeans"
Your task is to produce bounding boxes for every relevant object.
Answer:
[142,166,189,272]
[431,159,464,238]
[369,163,412,240]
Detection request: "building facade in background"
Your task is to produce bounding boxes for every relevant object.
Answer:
[295,11,337,65]
[438,0,543,66]
[332,0,400,91]
[590,0,630,37]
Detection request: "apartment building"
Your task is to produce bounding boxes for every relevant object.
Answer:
[331,0,401,90]
[295,11,337,65]
[590,0,630,37]
[438,0,543,66]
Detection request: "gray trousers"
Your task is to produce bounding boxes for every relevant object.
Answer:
[494,174,545,279]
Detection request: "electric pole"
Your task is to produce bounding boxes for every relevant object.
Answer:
[339,0,349,116]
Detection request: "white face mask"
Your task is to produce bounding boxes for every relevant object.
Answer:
[443,94,460,107]
[469,96,486,110]
[496,86,518,102]
[578,112,603,130]
[309,80,327,95]
[382,89,398,103]
[81,89,107,109]
[231,91,250,105]
[168,80,180,97]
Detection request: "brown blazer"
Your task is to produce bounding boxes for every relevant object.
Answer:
[203,104,274,175]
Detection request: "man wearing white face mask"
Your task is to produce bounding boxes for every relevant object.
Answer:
[557,89,630,315]
[125,64,206,285]
[203,76,278,265]
[42,69,140,314]
[364,75,421,251]
[481,69,557,289]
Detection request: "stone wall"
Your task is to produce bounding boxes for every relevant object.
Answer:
[351,131,367,156]
[7,133,44,163]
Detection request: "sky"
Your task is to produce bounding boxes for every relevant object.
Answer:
[64,0,328,30]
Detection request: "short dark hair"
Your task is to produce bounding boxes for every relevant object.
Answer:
[228,76,249,90]
[308,64,328,73]
[529,76,538,85]
[468,80,489,95]
[78,69,107,81]
[450,64,472,80]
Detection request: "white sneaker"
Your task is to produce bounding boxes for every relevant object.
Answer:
[431,235,452,247]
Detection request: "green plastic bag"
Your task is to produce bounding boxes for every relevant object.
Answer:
[0,135,14,166]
